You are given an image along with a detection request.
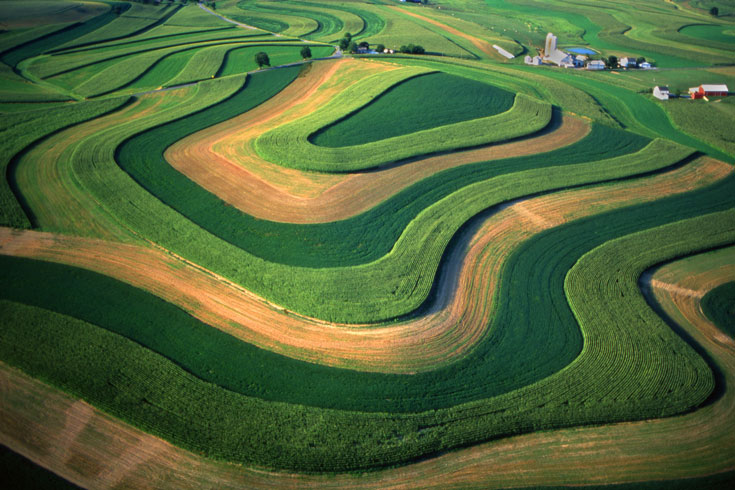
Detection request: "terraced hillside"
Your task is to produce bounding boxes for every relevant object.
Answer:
[1,0,734,488]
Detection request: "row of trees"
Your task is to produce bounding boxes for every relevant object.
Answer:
[254,47,314,69]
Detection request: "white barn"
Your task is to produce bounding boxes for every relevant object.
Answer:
[653,86,670,100]
[586,60,605,70]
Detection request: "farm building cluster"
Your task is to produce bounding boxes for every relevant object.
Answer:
[525,33,653,71]
[653,84,729,101]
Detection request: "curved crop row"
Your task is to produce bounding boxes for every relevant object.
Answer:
[255,91,551,172]
[1,196,732,472]
[310,72,515,148]
[0,96,129,228]
[117,76,647,269]
[23,75,698,330]
[3,238,735,486]
[1,156,726,378]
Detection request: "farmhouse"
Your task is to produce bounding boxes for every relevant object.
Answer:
[524,55,543,65]
[586,60,605,70]
[619,57,636,68]
[653,86,670,100]
[689,84,729,99]
[640,61,652,69]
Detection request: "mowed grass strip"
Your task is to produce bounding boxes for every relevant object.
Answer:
[310,72,514,147]
[256,89,551,172]
[1,203,733,472]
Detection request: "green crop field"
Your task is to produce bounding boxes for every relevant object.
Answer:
[0,0,734,487]
[701,281,735,338]
[311,72,515,147]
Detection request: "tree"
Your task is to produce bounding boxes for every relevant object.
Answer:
[338,32,353,50]
[300,46,312,59]
[636,56,646,65]
[710,6,719,16]
[358,41,370,50]
[376,44,385,53]
[347,41,358,53]
[400,44,425,55]
[255,51,270,68]
[606,55,618,68]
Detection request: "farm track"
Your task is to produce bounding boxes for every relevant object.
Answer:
[167,60,589,223]
[0,156,728,373]
[1,231,734,488]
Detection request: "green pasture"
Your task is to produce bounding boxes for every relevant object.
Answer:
[508,65,735,163]
[217,43,333,75]
[483,0,725,66]
[689,0,735,17]
[311,72,514,147]
[702,281,735,338]
[383,55,619,125]
[679,23,735,46]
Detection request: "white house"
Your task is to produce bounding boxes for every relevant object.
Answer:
[586,60,605,70]
[619,57,636,68]
[640,61,652,69]
[524,55,543,65]
[653,86,670,100]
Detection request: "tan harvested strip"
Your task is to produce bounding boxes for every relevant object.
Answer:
[389,6,498,59]
[1,236,734,488]
[165,58,398,207]
[167,61,589,223]
[650,279,706,298]
[0,157,729,374]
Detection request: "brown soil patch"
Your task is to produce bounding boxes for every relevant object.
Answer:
[168,78,590,222]
[1,240,734,487]
[1,156,728,374]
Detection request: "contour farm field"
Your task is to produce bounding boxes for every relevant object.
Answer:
[0,0,734,488]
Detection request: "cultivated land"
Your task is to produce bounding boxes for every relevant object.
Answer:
[0,0,734,487]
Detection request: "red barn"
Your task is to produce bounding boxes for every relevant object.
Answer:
[689,84,729,99]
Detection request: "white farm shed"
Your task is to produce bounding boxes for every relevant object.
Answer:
[653,86,670,100]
